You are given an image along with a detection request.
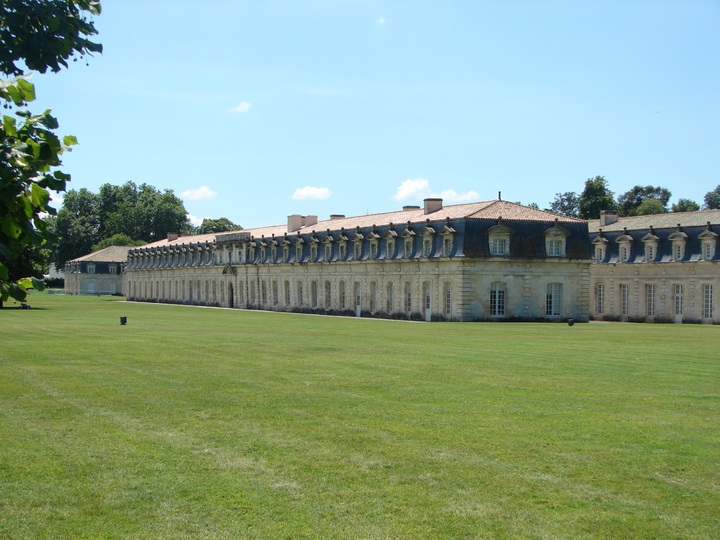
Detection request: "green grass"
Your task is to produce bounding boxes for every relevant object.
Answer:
[1,293,718,539]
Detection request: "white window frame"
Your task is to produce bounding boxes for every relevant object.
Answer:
[596,282,605,315]
[646,284,655,318]
[703,284,713,320]
[490,282,506,317]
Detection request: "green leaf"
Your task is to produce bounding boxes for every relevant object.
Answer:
[3,115,17,137]
[63,135,79,147]
[17,79,36,102]
[31,183,50,209]
[0,261,8,280]
[31,277,46,292]
[8,283,27,302]
[1,218,23,239]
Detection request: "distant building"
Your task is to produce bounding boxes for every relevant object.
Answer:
[124,199,592,322]
[589,210,720,323]
[64,246,130,295]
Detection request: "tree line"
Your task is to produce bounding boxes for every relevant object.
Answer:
[547,176,720,219]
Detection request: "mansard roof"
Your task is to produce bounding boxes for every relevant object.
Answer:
[588,209,720,233]
[68,245,131,263]
[141,199,581,249]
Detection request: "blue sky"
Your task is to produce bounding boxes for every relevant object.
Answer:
[33,0,720,229]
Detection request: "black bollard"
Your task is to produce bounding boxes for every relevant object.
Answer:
[120,316,127,325]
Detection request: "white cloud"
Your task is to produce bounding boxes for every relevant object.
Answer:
[230,101,252,113]
[376,16,386,25]
[393,178,480,203]
[291,186,332,200]
[393,178,431,201]
[434,189,480,202]
[187,214,207,227]
[181,186,217,201]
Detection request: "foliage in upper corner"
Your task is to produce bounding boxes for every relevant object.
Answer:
[0,1,102,305]
[0,0,102,76]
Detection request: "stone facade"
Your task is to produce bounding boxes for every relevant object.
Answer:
[64,246,130,295]
[124,199,592,322]
[589,210,720,323]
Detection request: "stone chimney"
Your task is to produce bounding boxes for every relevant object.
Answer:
[304,215,318,228]
[330,214,345,220]
[424,198,443,215]
[167,232,180,242]
[599,211,618,227]
[288,214,303,232]
[403,205,421,211]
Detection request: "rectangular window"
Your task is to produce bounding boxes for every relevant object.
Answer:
[620,246,629,262]
[674,243,683,261]
[369,282,376,312]
[261,282,267,304]
[87,265,95,274]
[387,240,395,258]
[595,246,605,262]
[490,283,506,317]
[674,284,683,316]
[311,281,318,308]
[444,283,451,317]
[443,237,452,257]
[297,281,303,307]
[620,284,629,316]
[250,281,256,304]
[339,244,346,259]
[423,238,432,256]
[284,281,290,305]
[325,281,331,308]
[704,284,713,319]
[490,238,506,256]
[272,281,278,305]
[547,240,562,257]
[646,284,655,317]
[596,283,605,315]
[325,244,331,260]
[546,283,562,317]
[339,281,346,309]
[109,265,117,274]
[296,246,303,262]
[370,243,377,258]
[404,240,412,258]
[354,243,362,259]
[704,242,713,260]
[387,283,394,313]
[645,244,655,262]
[405,282,412,313]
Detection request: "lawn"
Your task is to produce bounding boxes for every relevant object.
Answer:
[1,293,718,539]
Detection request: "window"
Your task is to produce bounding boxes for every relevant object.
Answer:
[387,239,395,258]
[646,284,655,317]
[546,283,562,317]
[261,282,267,305]
[547,240,562,257]
[405,282,412,313]
[370,242,378,259]
[620,284,629,316]
[645,244,656,262]
[325,281,331,308]
[109,264,117,274]
[354,242,362,260]
[404,240,413,258]
[250,281,256,304]
[339,281,346,309]
[296,246,303,262]
[594,245,605,262]
[260,247,266,262]
[87,264,96,274]
[674,284,683,316]
[620,245,630,263]
[387,283,394,313]
[311,281,318,308]
[310,244,317,261]
[704,242,713,260]
[297,281,303,307]
[544,225,569,258]
[423,237,432,257]
[444,283,451,317]
[596,283,605,315]
[325,244,332,261]
[490,238,507,256]
[339,243,346,260]
[272,281,278,305]
[284,281,290,305]
[490,282,506,317]
[704,284,713,320]
[369,282,376,312]
[443,237,453,257]
[674,243,684,261]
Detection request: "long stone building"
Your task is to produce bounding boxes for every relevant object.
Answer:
[64,245,130,295]
[122,199,592,322]
[589,210,720,323]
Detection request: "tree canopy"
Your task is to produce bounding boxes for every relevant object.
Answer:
[198,217,241,235]
[672,198,700,213]
[704,185,720,210]
[617,185,671,216]
[578,176,616,220]
[549,192,580,218]
[54,181,191,268]
[0,1,101,305]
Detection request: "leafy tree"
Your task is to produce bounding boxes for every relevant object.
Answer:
[634,198,666,216]
[617,185,672,216]
[198,217,241,234]
[0,1,101,306]
[549,192,580,218]
[54,182,191,267]
[578,176,616,220]
[704,185,720,210]
[672,198,700,213]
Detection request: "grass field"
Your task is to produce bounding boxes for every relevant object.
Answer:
[1,293,718,539]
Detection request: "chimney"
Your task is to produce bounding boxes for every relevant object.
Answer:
[288,214,303,232]
[599,211,618,227]
[403,205,421,211]
[304,215,318,228]
[167,232,179,242]
[423,198,443,215]
[330,214,345,220]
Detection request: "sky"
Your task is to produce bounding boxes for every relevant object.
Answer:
[31,0,720,229]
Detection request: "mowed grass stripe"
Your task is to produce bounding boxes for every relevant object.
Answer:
[0,293,718,539]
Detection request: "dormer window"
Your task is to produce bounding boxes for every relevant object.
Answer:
[339,243,346,260]
[423,237,432,257]
[401,224,415,258]
[87,264,96,274]
[325,243,332,261]
[354,242,362,260]
[641,230,659,263]
[420,224,435,257]
[616,231,633,263]
[404,239,413,258]
[699,224,717,261]
[296,245,303,262]
[370,242,378,259]
[109,264,117,274]
[488,224,514,257]
[387,239,395,258]
[592,235,608,263]
[440,222,456,257]
[544,224,569,258]
[668,228,688,262]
